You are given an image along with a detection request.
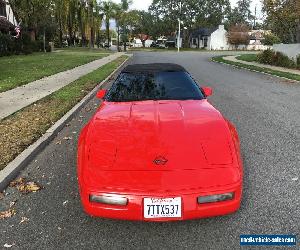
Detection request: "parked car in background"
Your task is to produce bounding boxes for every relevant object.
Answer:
[144,39,154,48]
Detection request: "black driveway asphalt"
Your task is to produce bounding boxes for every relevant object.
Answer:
[1,52,299,249]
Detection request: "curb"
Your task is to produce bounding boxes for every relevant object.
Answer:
[212,57,300,84]
[0,55,132,192]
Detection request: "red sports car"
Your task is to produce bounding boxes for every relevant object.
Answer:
[77,63,243,221]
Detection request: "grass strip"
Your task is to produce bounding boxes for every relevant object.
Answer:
[0,55,128,170]
[236,54,258,62]
[212,56,300,82]
[0,50,110,93]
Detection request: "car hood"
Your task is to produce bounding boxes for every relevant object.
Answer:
[87,100,233,171]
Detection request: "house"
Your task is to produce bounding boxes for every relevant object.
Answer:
[132,34,154,48]
[132,38,143,48]
[190,25,228,50]
[187,25,270,51]
[247,30,272,50]
[169,33,183,48]
[0,0,17,33]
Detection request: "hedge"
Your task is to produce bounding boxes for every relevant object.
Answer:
[257,49,300,69]
[0,32,51,57]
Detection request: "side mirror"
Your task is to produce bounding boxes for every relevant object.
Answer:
[96,89,107,99]
[202,87,213,97]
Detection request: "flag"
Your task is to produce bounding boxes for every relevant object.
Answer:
[13,23,21,38]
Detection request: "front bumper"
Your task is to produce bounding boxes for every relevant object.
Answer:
[79,182,242,221]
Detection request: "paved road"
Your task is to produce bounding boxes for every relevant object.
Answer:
[1,52,299,249]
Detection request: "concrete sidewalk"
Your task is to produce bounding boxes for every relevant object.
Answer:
[0,52,125,120]
[224,55,300,75]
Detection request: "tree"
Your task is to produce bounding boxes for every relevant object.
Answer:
[9,0,104,49]
[262,33,281,45]
[228,0,253,26]
[113,0,134,51]
[101,1,118,48]
[87,0,103,48]
[119,0,133,51]
[149,0,230,48]
[9,0,55,41]
[77,0,88,47]
[114,4,122,51]
[263,0,300,43]
[228,23,250,49]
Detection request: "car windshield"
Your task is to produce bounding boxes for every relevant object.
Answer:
[105,71,205,102]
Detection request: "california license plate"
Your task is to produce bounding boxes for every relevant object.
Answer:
[144,197,182,218]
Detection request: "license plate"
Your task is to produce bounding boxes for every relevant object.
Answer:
[144,197,182,219]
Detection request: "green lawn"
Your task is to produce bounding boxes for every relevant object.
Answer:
[0,49,111,93]
[0,55,128,170]
[212,56,300,82]
[54,47,112,53]
[236,54,258,62]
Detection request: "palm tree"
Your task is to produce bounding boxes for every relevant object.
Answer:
[87,0,101,48]
[101,1,118,48]
[116,0,132,51]
[75,0,102,48]
[114,4,122,51]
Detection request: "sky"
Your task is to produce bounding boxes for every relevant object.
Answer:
[111,0,262,14]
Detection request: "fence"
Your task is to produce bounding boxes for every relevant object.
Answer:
[273,43,300,61]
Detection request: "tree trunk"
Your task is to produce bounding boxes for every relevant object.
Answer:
[96,30,100,48]
[90,27,94,48]
[122,26,127,52]
[58,11,63,47]
[29,29,36,41]
[68,15,73,46]
[78,6,85,47]
[106,19,110,48]
[183,29,189,48]
[117,25,120,51]
[43,28,46,52]
[59,23,63,47]
[68,5,76,46]
[296,19,300,43]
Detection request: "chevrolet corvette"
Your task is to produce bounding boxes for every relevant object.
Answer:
[77,63,243,221]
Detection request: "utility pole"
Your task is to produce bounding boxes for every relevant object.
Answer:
[253,5,257,29]
[177,1,182,52]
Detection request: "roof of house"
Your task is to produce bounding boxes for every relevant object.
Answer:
[122,63,186,74]
[191,27,218,38]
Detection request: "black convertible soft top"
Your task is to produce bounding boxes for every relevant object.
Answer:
[122,63,186,74]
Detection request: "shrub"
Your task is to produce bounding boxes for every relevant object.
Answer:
[46,43,52,52]
[262,33,281,45]
[0,33,13,56]
[32,40,43,52]
[0,32,52,56]
[257,49,296,68]
[257,49,274,64]
[274,52,296,68]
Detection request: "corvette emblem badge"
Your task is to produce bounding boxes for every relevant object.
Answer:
[153,156,168,165]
